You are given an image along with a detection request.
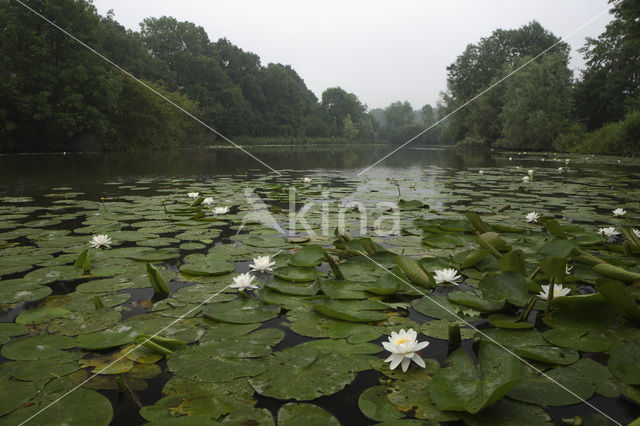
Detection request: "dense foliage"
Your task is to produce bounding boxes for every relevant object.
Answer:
[0,0,373,152]
[439,0,639,155]
[1,0,638,154]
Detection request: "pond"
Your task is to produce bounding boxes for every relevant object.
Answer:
[1,145,639,425]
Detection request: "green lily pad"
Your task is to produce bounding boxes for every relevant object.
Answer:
[0,323,29,345]
[0,378,45,417]
[573,358,624,398]
[429,343,526,413]
[289,244,325,267]
[458,397,552,426]
[274,266,318,282]
[608,342,640,385]
[411,294,481,322]
[179,261,236,276]
[264,277,319,296]
[487,314,534,329]
[508,366,595,406]
[386,367,460,422]
[1,378,113,425]
[168,328,283,382]
[249,345,358,401]
[202,298,280,324]
[4,359,80,381]
[278,403,340,426]
[48,309,122,336]
[2,334,80,361]
[313,299,388,323]
[447,290,505,312]
[359,385,405,421]
[544,294,618,328]
[15,307,70,325]
[542,328,612,353]
[479,271,529,307]
[77,322,146,350]
[419,319,475,340]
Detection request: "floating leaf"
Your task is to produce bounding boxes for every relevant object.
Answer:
[429,343,526,413]
[249,345,358,401]
[479,271,529,307]
[359,385,404,421]
[289,244,325,267]
[202,298,280,324]
[608,342,640,385]
[508,366,595,406]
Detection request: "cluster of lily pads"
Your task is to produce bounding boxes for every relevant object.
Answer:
[0,159,639,425]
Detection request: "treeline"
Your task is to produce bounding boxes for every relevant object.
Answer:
[437,0,639,155]
[1,0,638,154]
[0,0,376,152]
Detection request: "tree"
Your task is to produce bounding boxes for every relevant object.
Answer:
[498,53,573,150]
[441,21,568,146]
[574,0,640,129]
[320,87,366,137]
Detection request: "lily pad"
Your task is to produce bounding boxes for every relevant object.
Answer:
[429,343,526,413]
[168,328,283,382]
[358,385,405,421]
[278,403,340,426]
[249,345,358,400]
[508,366,595,406]
[202,298,280,324]
[608,342,640,385]
[289,244,325,267]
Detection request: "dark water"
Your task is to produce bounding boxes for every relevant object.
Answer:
[1,145,639,425]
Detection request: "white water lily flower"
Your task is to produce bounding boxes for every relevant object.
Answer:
[525,212,540,223]
[302,177,311,184]
[202,197,214,205]
[565,159,570,164]
[558,167,563,172]
[479,170,484,175]
[537,284,571,300]
[212,206,230,215]
[528,169,534,176]
[433,268,462,285]
[522,176,530,183]
[382,329,429,372]
[598,227,619,239]
[634,229,640,239]
[249,255,276,273]
[90,234,112,249]
[612,208,627,217]
[509,157,513,161]
[187,192,199,198]
[230,273,258,291]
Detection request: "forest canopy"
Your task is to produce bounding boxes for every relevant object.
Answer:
[0,0,638,154]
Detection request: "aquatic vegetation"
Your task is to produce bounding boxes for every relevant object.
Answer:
[0,156,639,424]
[433,268,462,285]
[212,206,230,215]
[525,211,540,223]
[89,234,112,249]
[249,255,276,273]
[613,207,627,217]
[382,328,429,372]
[537,284,571,300]
[230,272,258,291]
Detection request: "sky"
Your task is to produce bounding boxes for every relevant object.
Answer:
[92,0,612,110]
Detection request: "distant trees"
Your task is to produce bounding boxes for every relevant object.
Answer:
[439,21,571,149]
[574,0,640,130]
[0,1,371,152]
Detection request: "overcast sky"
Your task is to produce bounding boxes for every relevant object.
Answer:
[92,0,612,110]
